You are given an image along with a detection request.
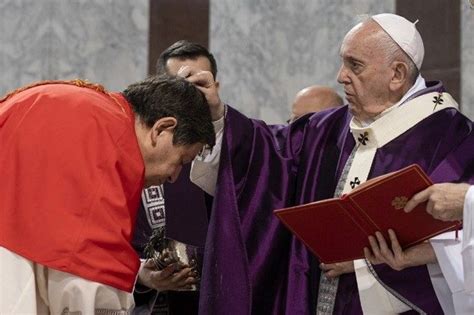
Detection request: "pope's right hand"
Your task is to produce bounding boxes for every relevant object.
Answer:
[177,66,225,121]
[137,259,197,291]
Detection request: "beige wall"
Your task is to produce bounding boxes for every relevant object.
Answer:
[210,0,473,122]
[0,0,148,95]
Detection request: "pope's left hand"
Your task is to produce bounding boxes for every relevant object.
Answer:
[364,229,436,271]
[320,261,354,278]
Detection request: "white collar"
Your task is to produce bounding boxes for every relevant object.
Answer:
[350,90,457,149]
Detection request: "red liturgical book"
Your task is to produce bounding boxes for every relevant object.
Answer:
[274,164,461,264]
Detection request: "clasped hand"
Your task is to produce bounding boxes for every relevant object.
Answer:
[320,261,354,278]
[320,229,437,277]
[137,259,198,291]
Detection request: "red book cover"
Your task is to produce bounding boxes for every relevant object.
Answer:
[274,164,460,263]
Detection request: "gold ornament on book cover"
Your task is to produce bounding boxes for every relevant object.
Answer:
[391,196,408,210]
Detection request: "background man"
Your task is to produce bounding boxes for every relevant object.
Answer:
[185,13,473,314]
[289,85,343,123]
[132,40,219,315]
[0,76,215,314]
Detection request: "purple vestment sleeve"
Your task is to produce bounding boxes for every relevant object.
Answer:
[198,107,253,314]
[199,105,351,315]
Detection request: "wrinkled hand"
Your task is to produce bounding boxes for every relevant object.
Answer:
[137,260,197,291]
[364,229,436,271]
[177,66,224,121]
[320,261,354,278]
[404,183,469,221]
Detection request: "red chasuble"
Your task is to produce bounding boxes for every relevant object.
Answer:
[0,81,144,292]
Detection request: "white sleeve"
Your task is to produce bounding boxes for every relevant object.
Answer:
[462,185,474,293]
[190,116,224,196]
[429,231,462,313]
[354,259,411,314]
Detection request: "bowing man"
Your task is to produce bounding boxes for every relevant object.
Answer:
[0,75,215,314]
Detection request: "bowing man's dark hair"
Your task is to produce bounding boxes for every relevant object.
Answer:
[123,75,215,148]
[156,40,218,79]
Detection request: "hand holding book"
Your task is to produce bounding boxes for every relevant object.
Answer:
[364,229,437,271]
[274,164,461,264]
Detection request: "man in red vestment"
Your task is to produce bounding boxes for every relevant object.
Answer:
[0,76,215,314]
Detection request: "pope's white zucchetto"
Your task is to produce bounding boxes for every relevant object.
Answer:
[371,13,425,70]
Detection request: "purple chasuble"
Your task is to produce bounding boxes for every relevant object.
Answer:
[164,163,209,247]
[199,81,474,315]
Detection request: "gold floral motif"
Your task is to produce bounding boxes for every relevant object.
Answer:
[391,196,408,210]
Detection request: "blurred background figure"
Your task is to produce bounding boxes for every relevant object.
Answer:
[288,85,343,123]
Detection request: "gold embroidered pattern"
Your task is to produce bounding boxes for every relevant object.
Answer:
[391,196,408,210]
